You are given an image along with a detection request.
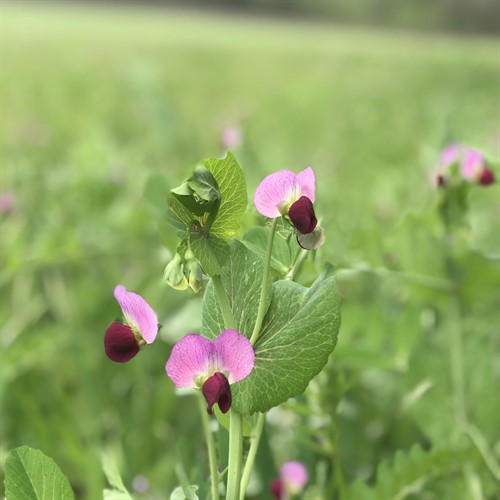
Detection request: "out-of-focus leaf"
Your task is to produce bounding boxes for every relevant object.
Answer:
[170,484,199,500]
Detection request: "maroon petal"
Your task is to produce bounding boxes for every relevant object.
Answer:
[270,479,284,500]
[288,196,317,234]
[104,322,140,363]
[201,372,232,414]
[479,168,495,186]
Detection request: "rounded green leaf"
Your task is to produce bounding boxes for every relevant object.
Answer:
[4,446,74,500]
[233,267,340,415]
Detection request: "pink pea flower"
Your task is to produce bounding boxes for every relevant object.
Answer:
[254,167,324,249]
[461,148,495,186]
[165,329,255,414]
[431,144,461,187]
[104,285,159,363]
[271,461,308,500]
[221,126,242,150]
[0,192,16,215]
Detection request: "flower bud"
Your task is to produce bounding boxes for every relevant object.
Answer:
[297,226,325,250]
[164,253,189,290]
[184,248,204,293]
[479,168,495,186]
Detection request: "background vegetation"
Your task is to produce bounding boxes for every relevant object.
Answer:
[1,2,499,498]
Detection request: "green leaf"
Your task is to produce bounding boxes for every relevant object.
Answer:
[202,152,247,240]
[103,490,133,500]
[232,266,340,414]
[100,448,131,497]
[243,227,293,274]
[171,166,220,217]
[168,195,194,235]
[190,232,230,277]
[4,446,74,500]
[165,154,247,276]
[346,444,470,500]
[170,485,199,500]
[202,253,340,415]
[201,239,271,339]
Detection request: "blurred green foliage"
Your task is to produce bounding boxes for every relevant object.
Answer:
[1,2,499,499]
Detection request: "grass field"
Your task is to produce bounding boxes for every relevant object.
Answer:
[1,2,499,498]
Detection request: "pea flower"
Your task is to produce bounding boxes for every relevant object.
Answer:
[461,148,495,186]
[104,285,159,363]
[271,461,308,500]
[254,167,324,249]
[221,126,242,150]
[165,329,255,414]
[432,145,495,187]
[432,144,460,187]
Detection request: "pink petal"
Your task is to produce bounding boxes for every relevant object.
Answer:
[213,329,255,384]
[201,372,232,414]
[461,149,484,181]
[440,145,460,168]
[280,461,308,491]
[295,167,315,203]
[254,170,298,218]
[165,334,212,387]
[114,285,158,344]
[104,322,140,363]
[221,126,242,149]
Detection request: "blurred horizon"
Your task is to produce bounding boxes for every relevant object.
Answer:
[24,0,500,36]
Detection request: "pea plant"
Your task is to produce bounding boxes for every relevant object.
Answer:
[102,154,339,499]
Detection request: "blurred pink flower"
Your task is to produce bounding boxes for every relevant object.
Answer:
[271,460,308,500]
[0,192,16,215]
[432,145,495,187]
[221,126,242,149]
[104,285,158,362]
[165,329,254,414]
[460,148,495,185]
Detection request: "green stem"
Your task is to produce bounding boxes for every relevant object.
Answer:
[285,248,308,281]
[198,394,220,500]
[227,411,244,500]
[211,273,242,499]
[239,413,266,500]
[249,218,278,346]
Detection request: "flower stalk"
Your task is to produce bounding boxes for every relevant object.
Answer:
[249,218,278,346]
[211,274,243,500]
[198,393,220,500]
[239,413,266,500]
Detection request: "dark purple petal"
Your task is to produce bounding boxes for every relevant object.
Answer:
[270,479,284,500]
[479,168,495,186]
[437,174,446,187]
[288,196,317,234]
[201,372,232,414]
[104,322,140,363]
